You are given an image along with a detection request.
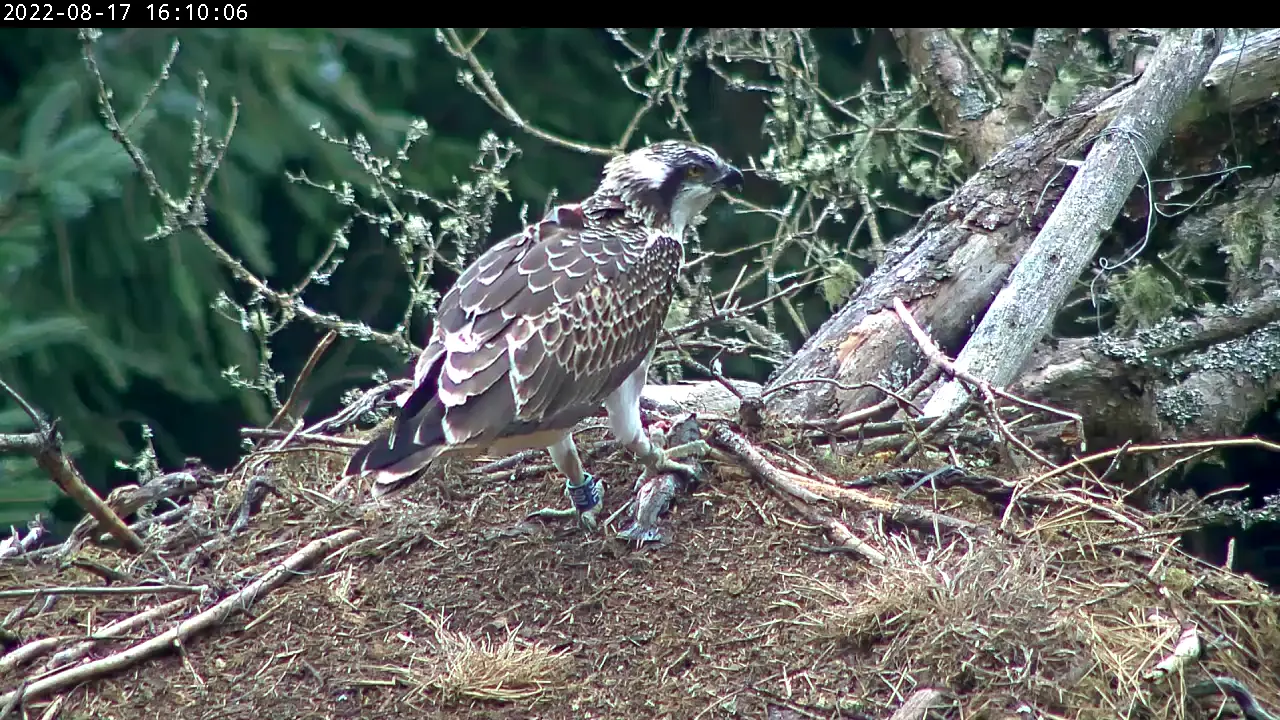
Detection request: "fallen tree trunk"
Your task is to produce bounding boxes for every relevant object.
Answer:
[763,29,1280,433]
[1013,175,1280,451]
[922,28,1224,418]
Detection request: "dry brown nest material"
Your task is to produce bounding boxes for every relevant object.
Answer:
[1,421,1278,720]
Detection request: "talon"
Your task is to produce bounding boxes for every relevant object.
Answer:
[527,474,604,532]
[664,440,709,462]
[655,457,701,481]
[638,445,705,485]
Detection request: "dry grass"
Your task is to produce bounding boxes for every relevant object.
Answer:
[1,424,1278,720]
[388,609,570,702]
[792,529,1280,719]
[802,537,1075,707]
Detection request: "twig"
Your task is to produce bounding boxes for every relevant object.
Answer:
[784,495,886,565]
[469,450,543,476]
[79,31,413,355]
[0,528,361,708]
[712,425,977,536]
[897,316,1084,433]
[664,334,745,401]
[895,403,966,462]
[227,476,282,535]
[1,597,39,632]
[761,376,921,414]
[825,366,940,430]
[710,425,824,504]
[310,382,408,434]
[0,585,205,599]
[667,277,824,339]
[268,330,337,430]
[0,378,42,427]
[34,697,63,720]
[239,429,366,448]
[0,679,25,719]
[67,469,217,551]
[98,505,190,546]
[438,28,615,156]
[892,297,1074,468]
[1028,437,1280,488]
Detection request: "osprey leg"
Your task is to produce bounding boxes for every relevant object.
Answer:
[527,433,604,531]
[604,364,708,485]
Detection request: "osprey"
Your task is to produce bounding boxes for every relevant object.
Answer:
[343,140,744,529]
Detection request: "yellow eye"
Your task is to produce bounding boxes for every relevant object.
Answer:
[685,165,706,180]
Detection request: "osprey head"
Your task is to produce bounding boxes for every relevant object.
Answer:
[598,140,743,235]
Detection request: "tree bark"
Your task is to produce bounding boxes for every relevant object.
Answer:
[1013,176,1280,451]
[1009,29,1080,125]
[922,28,1225,418]
[764,30,1280,431]
[892,28,1020,167]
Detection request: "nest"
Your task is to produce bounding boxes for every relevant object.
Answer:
[1,419,1278,720]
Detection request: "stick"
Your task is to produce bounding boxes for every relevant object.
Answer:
[0,679,25,718]
[893,297,1068,468]
[710,425,825,504]
[0,377,144,554]
[1030,437,1280,487]
[0,638,65,675]
[715,424,981,535]
[0,528,360,707]
[268,329,337,430]
[239,429,366,447]
[45,597,193,671]
[784,495,886,565]
[0,585,205,599]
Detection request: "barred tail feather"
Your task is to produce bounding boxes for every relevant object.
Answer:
[343,349,450,498]
[344,403,449,498]
[369,445,446,498]
[344,429,447,499]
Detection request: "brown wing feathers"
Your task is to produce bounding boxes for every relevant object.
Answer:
[343,204,681,492]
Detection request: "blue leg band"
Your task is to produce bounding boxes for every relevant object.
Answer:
[566,473,601,513]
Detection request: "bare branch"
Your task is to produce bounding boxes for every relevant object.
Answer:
[1010,28,1079,123]
[892,28,1007,166]
[79,29,416,358]
[0,376,144,554]
[267,330,338,430]
[0,584,205,599]
[438,28,616,157]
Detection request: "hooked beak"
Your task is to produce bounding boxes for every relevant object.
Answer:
[715,165,744,193]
